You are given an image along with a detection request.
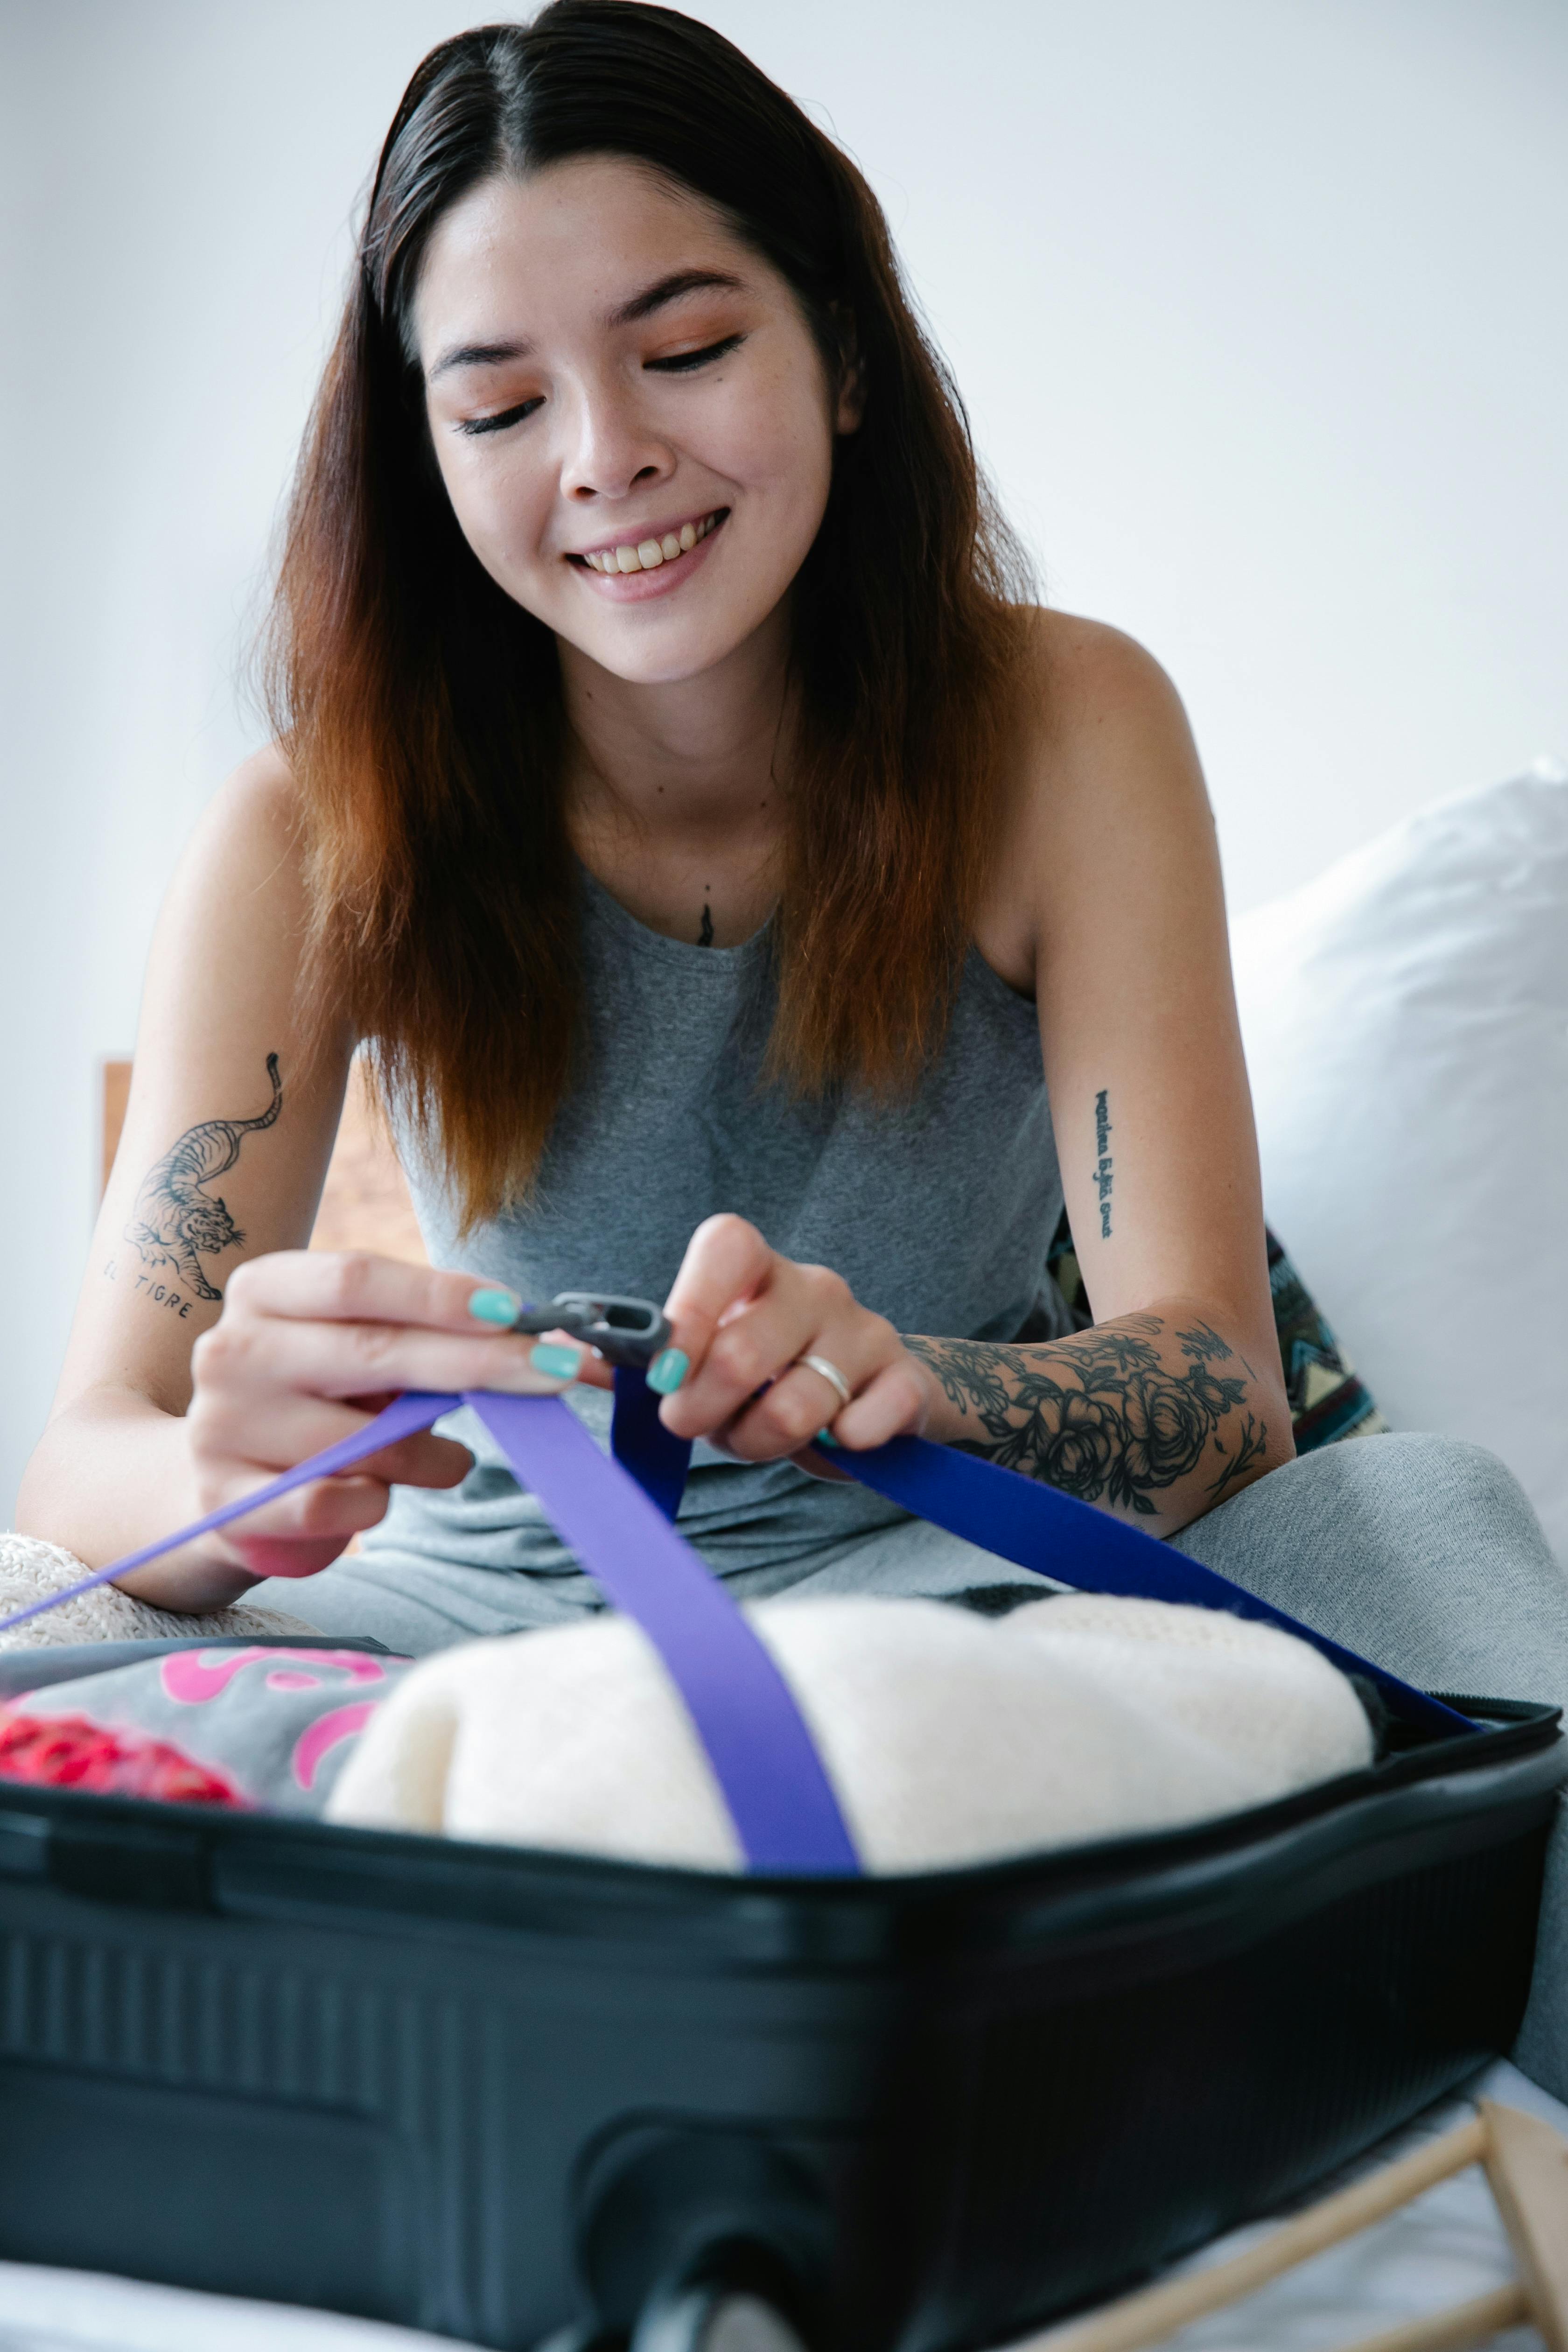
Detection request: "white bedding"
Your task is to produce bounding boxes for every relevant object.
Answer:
[1,2060,1560,2352]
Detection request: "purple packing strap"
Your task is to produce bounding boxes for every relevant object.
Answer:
[469,1393,857,1872]
[1,1379,1475,1874]
[610,1361,692,1520]
[831,1435,1476,1742]
[602,1373,1475,1743]
[2,1387,858,1876]
[0,1390,455,1639]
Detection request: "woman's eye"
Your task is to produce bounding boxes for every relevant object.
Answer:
[458,396,545,438]
[645,334,746,375]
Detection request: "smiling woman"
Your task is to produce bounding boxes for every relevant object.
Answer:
[18,14,1568,2093]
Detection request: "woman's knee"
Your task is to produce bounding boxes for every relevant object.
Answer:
[1172,1433,1568,1701]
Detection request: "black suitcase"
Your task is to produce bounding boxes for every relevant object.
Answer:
[0,1671,1558,2351]
[3,1353,1560,2349]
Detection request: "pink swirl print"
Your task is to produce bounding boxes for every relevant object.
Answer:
[161,1647,388,1705]
[293,1701,379,1791]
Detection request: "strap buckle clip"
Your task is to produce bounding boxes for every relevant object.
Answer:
[511,1293,672,1368]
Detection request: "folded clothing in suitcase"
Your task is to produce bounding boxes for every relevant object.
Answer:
[0,1365,1560,2352]
[0,1590,1379,1867]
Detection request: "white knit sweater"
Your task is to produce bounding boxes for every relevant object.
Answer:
[328,1593,1374,1873]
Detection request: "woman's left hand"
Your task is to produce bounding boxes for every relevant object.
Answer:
[651,1214,937,1464]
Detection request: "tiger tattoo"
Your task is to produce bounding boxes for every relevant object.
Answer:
[123,1053,283,1302]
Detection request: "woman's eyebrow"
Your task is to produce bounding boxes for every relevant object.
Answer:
[429,338,532,381]
[607,268,746,326]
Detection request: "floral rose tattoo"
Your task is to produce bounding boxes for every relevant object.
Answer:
[904,1318,1270,1513]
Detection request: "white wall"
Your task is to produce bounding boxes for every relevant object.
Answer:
[2,0,1565,1515]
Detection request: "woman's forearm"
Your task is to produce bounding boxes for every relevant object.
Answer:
[903,1304,1292,1536]
[15,1386,260,1612]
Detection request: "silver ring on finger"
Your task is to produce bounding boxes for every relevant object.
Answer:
[796,1352,853,1412]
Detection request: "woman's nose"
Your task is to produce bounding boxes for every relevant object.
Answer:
[560,380,674,504]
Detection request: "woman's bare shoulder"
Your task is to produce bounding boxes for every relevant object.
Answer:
[978,611,1212,983]
[193,741,304,868]
[1020,609,1195,761]
[143,739,330,1086]
[157,742,315,953]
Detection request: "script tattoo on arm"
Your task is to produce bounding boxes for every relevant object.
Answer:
[105,1054,284,1314]
[1093,1088,1113,1238]
[904,1315,1270,1518]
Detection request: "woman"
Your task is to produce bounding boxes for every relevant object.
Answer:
[19,4,1567,2084]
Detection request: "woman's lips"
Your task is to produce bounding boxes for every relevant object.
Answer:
[567,509,729,602]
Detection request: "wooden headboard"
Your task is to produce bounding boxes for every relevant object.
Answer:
[99,1058,430,1266]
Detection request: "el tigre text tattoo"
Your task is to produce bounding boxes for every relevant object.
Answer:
[114,1052,283,1305]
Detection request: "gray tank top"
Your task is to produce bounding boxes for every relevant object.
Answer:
[367,870,1063,1585]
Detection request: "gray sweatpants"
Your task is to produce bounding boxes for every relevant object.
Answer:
[1173,1435,1568,2104]
[264,1433,1568,2100]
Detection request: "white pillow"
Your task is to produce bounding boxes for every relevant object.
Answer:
[1232,761,1568,1563]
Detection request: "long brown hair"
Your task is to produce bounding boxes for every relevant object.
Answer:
[266,2,1033,1230]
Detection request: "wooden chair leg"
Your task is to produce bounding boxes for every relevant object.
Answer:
[1481,2099,1568,2352]
[1023,2099,1568,2352]
[1026,2121,1489,2352]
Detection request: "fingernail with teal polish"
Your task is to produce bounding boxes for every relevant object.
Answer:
[530,1342,583,1381]
[647,1348,689,1396]
[469,1287,520,1326]
[815,1428,841,1449]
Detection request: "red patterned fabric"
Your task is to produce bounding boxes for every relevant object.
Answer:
[0,1645,410,1818]
[0,1706,242,1806]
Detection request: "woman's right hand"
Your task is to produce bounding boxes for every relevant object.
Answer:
[169,1250,603,1591]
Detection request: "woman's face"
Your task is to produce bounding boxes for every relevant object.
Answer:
[414,156,858,687]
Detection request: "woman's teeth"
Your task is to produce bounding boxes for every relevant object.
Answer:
[581,512,721,574]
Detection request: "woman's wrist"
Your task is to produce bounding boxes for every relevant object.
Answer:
[17,1386,265,1613]
[895,1341,965,1447]
[112,1547,265,1616]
